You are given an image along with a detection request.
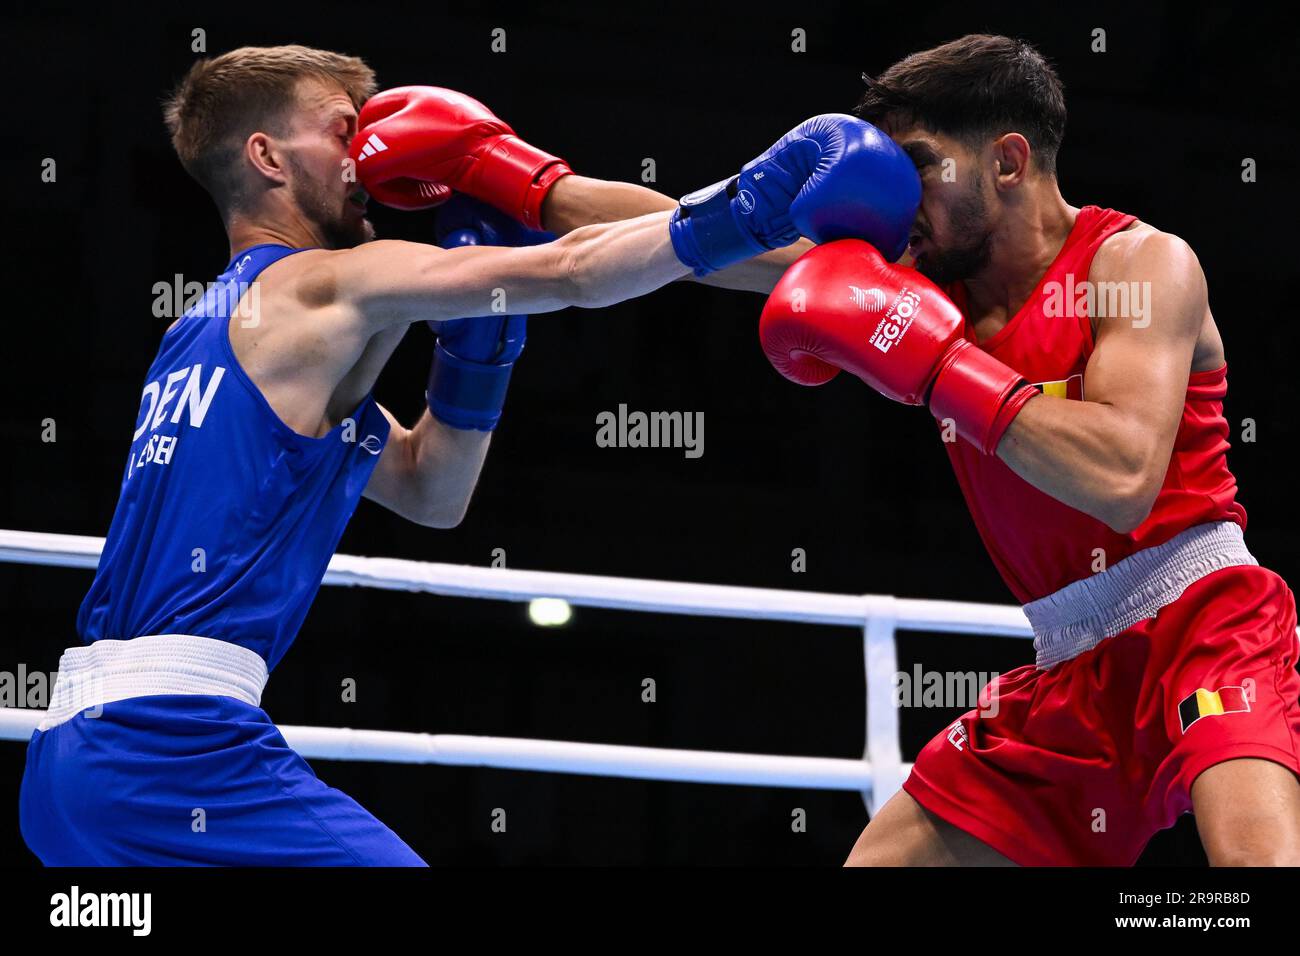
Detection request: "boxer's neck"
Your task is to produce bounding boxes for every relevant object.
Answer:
[961,182,1076,325]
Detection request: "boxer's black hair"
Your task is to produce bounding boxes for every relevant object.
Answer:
[856,34,1066,177]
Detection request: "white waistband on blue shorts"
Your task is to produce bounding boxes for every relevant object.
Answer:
[1023,521,1256,669]
[38,634,269,731]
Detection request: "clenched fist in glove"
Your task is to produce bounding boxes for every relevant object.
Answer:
[759,240,1037,454]
[350,86,572,228]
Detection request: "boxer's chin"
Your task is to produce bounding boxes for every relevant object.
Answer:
[351,218,377,246]
[917,239,990,285]
[323,216,375,250]
[916,256,962,285]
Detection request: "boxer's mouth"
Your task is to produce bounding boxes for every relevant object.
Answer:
[348,189,369,210]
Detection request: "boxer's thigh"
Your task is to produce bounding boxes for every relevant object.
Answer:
[1192,757,1300,866]
[845,787,1016,866]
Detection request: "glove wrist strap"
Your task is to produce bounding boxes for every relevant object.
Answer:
[668,177,766,276]
[929,342,1035,454]
[474,137,572,230]
[426,340,516,432]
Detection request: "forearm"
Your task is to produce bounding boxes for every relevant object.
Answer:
[692,241,811,293]
[561,211,690,307]
[544,175,807,294]
[995,395,1163,532]
[405,410,493,527]
[542,175,676,233]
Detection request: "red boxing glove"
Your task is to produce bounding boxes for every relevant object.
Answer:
[350,86,572,228]
[759,239,1036,454]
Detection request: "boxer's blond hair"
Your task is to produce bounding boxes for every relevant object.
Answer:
[164,45,377,212]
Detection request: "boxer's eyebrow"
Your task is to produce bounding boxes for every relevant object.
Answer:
[323,105,356,131]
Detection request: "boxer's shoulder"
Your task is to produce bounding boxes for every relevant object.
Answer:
[1090,219,1199,285]
[256,247,348,310]
[227,248,376,380]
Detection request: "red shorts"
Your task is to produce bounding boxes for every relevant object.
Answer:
[903,564,1300,865]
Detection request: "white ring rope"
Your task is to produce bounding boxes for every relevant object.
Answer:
[0,529,1034,632]
[0,528,1031,805]
[0,705,876,789]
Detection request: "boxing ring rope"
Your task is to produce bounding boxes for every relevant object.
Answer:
[0,528,1032,811]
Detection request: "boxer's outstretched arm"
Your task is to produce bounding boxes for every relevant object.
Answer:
[540,174,812,293]
[995,229,1207,532]
[349,87,814,293]
[338,211,687,329]
[336,214,686,526]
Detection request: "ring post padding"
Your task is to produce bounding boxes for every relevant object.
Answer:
[863,596,904,814]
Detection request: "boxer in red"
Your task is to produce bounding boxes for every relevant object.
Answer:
[356,34,1298,866]
[758,35,1300,866]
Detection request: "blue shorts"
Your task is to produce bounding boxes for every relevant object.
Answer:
[19,695,426,866]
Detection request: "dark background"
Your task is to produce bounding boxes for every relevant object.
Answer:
[1,1,1296,866]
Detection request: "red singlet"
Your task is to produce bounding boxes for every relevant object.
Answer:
[941,205,1246,603]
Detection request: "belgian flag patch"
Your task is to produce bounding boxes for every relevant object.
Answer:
[1032,373,1084,401]
[1178,686,1250,733]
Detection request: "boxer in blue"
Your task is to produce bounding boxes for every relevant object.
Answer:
[19,45,919,865]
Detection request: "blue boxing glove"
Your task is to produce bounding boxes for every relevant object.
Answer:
[427,195,555,431]
[667,114,920,276]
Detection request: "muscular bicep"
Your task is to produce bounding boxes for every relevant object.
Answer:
[339,238,578,331]
[1083,231,1206,469]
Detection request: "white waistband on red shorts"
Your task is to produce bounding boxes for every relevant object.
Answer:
[38,634,269,731]
[1023,521,1256,669]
